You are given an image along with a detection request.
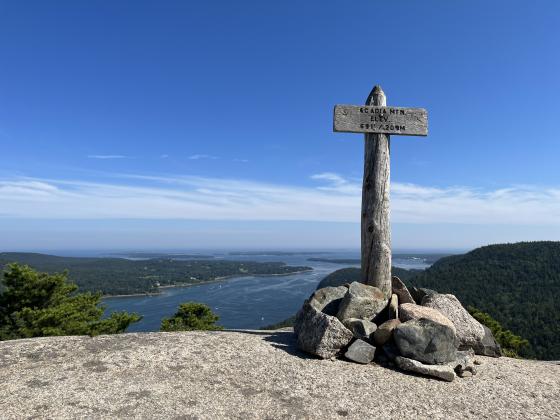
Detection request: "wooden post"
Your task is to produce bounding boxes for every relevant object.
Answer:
[361,85,391,298]
[333,85,427,299]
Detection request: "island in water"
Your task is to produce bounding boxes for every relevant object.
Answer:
[0,253,312,297]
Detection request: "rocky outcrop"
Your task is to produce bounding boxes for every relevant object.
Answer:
[393,318,458,364]
[336,282,387,322]
[422,293,501,357]
[2,331,558,419]
[399,303,456,333]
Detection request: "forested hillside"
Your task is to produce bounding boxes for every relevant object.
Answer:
[408,242,560,360]
[0,253,311,296]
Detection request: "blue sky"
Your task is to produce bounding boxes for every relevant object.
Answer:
[1,1,559,251]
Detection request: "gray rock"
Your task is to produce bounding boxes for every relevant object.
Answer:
[392,276,415,304]
[477,325,502,357]
[309,286,349,316]
[388,293,399,319]
[394,318,458,365]
[421,294,501,357]
[395,356,456,382]
[345,339,376,364]
[410,287,437,305]
[451,350,477,377]
[336,282,388,322]
[343,318,377,341]
[373,319,401,346]
[294,300,353,359]
[399,303,456,333]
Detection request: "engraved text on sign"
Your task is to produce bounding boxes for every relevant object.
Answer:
[333,105,428,136]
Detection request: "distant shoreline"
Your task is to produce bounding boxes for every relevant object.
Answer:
[102,268,314,299]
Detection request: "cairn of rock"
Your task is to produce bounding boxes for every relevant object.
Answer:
[294,276,501,382]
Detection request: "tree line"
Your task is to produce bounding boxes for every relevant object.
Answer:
[0,253,311,296]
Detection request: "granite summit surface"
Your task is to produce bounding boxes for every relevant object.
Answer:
[1,330,559,419]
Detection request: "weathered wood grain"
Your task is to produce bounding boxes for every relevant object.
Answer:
[334,105,428,136]
[361,86,392,298]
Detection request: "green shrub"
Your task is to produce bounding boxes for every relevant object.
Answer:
[468,306,531,358]
[0,263,141,340]
[161,302,222,332]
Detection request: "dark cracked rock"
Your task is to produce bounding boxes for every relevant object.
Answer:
[421,293,501,357]
[394,318,458,365]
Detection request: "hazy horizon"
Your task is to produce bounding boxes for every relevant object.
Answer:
[0,247,465,255]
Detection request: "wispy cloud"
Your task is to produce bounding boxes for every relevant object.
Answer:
[311,172,361,195]
[188,154,219,160]
[233,158,249,163]
[160,154,169,159]
[87,155,129,160]
[1,173,560,225]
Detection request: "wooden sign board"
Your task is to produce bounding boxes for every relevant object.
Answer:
[333,105,428,136]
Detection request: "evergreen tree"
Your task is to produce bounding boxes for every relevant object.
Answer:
[161,302,222,332]
[0,263,140,340]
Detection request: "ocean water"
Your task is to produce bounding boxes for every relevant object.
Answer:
[102,251,435,332]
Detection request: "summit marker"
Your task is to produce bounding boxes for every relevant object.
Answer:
[333,86,428,298]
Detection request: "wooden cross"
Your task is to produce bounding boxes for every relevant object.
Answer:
[333,85,428,299]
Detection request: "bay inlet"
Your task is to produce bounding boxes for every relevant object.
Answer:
[102,251,435,332]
